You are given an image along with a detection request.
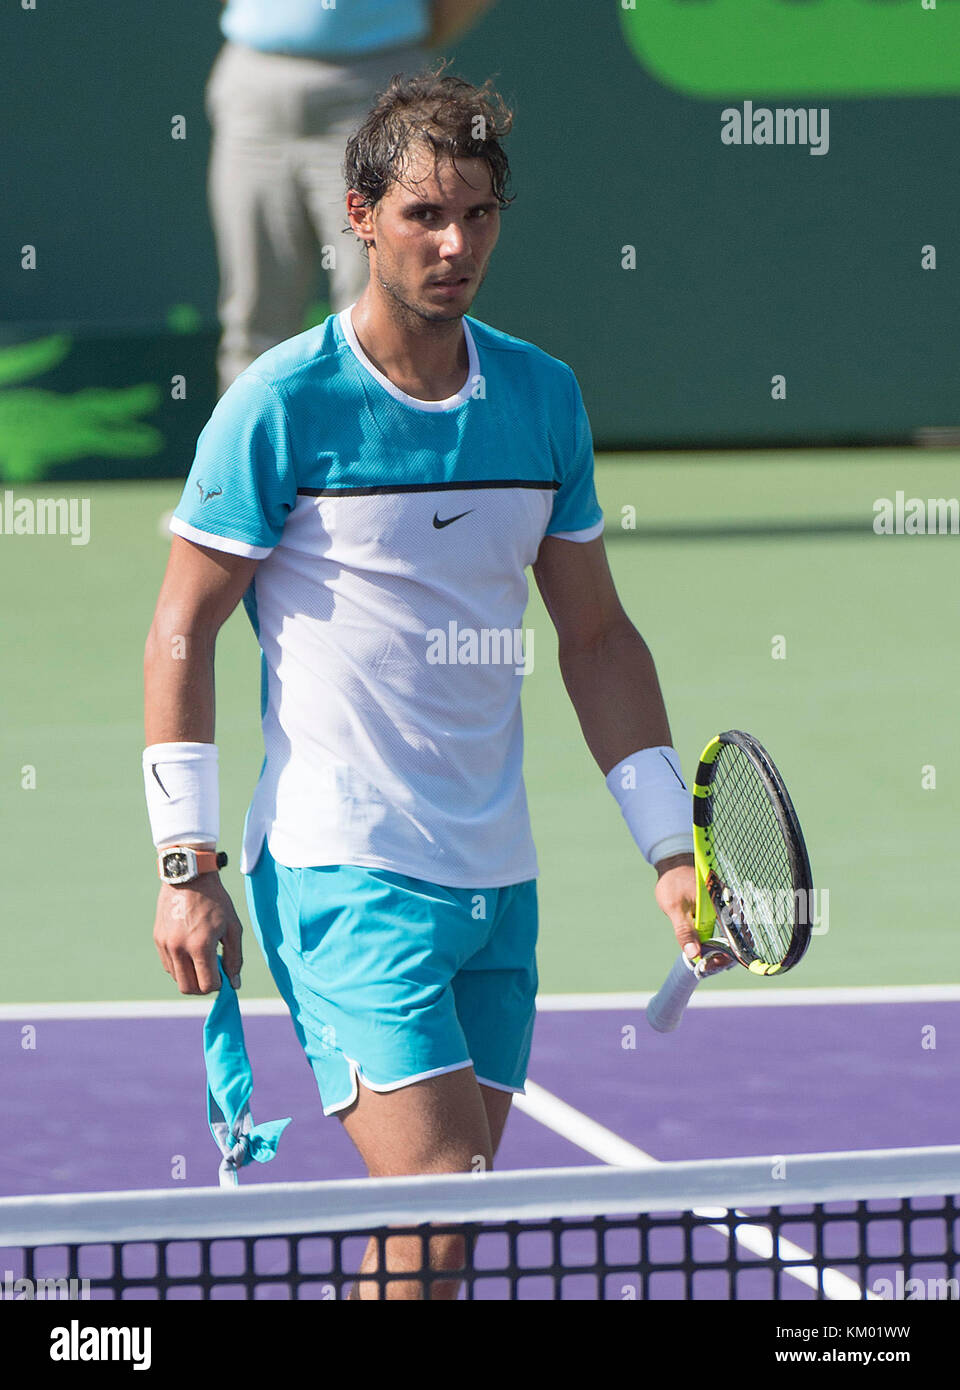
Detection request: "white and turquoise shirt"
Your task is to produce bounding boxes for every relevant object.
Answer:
[220,0,429,57]
[171,308,603,888]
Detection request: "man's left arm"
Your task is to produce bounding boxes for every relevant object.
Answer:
[532,533,702,960]
[428,0,497,47]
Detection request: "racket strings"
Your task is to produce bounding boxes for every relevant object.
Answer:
[708,748,797,963]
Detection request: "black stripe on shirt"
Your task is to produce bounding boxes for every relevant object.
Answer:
[296,479,561,498]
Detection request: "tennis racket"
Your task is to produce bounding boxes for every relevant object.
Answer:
[646,730,813,1033]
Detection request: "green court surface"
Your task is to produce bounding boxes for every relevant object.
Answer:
[1,450,957,1002]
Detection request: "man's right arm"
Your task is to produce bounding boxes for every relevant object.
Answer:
[145,536,256,745]
[144,537,258,995]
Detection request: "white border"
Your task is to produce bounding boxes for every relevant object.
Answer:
[3,985,958,1020]
[2,1143,956,1247]
[322,1058,475,1117]
[339,306,478,412]
[534,985,960,1010]
[169,515,272,559]
[547,519,605,543]
[475,1074,524,1095]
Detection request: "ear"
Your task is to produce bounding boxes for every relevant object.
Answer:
[346,191,375,248]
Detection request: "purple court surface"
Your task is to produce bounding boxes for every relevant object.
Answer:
[2,992,958,1194]
[1,991,957,1299]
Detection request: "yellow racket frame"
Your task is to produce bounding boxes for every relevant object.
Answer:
[692,734,782,976]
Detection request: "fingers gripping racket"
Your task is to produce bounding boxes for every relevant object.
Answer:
[646,730,813,1033]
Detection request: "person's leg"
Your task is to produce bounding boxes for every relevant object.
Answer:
[208,133,318,392]
[245,857,527,1299]
[294,126,370,314]
[480,1082,514,1158]
[295,44,430,313]
[338,1069,514,1300]
[341,1068,491,1178]
[206,45,319,393]
[335,885,532,1301]
[340,1074,513,1177]
[338,1067,491,1300]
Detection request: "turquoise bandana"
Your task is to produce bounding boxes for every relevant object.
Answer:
[204,961,291,1187]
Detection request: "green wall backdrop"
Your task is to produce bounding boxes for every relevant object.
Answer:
[1,0,958,477]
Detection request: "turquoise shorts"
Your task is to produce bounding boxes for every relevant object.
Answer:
[244,845,539,1116]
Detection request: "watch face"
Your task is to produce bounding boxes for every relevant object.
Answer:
[163,852,189,879]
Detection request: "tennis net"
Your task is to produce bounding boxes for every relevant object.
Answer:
[1,1145,957,1301]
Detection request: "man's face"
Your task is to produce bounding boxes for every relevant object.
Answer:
[357,146,501,323]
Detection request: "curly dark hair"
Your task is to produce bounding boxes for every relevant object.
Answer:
[343,66,515,213]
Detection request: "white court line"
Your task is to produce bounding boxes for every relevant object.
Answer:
[0,999,288,1020]
[515,1080,877,1301]
[1,983,959,1020]
[537,985,960,1010]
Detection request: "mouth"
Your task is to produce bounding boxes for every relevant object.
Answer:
[429,275,472,289]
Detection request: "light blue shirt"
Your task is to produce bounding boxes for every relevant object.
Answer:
[221,0,430,58]
[171,311,603,887]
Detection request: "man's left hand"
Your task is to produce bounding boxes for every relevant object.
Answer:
[654,855,733,975]
[654,855,701,963]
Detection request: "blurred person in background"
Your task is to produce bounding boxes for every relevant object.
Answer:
[208,0,498,394]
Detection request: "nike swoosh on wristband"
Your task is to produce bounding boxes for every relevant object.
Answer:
[151,764,171,798]
[433,509,474,529]
[659,751,688,789]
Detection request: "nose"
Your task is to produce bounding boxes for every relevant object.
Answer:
[438,220,468,257]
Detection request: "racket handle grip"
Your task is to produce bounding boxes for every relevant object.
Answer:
[646,954,699,1033]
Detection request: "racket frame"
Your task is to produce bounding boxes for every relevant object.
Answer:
[692,729,813,975]
[646,729,814,1032]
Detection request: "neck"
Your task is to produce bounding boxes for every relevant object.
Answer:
[350,279,469,401]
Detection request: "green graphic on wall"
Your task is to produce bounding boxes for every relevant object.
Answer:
[0,336,163,483]
[166,304,203,335]
[619,0,959,98]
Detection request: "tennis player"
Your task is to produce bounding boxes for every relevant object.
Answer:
[144,70,701,1298]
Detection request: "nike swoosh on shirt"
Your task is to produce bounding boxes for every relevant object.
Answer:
[433,510,474,529]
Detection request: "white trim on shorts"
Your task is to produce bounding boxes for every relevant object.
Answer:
[322,1060,525,1116]
[475,1075,525,1096]
[322,1057,475,1117]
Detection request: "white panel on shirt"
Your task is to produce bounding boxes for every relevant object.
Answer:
[242,483,553,887]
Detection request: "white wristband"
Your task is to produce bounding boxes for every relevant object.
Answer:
[143,742,220,848]
[605,746,694,866]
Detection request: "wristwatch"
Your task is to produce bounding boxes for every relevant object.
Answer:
[158,846,228,885]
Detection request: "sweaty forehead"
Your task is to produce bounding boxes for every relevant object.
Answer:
[385,148,494,206]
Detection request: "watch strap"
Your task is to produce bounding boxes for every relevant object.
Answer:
[158,847,228,883]
[192,850,228,876]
